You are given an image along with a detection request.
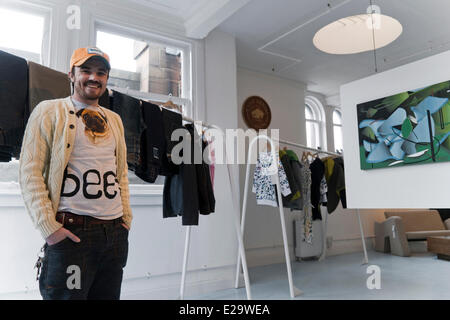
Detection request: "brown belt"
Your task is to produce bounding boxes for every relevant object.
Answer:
[56,211,123,227]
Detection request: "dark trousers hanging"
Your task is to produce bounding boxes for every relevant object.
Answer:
[0,50,28,160]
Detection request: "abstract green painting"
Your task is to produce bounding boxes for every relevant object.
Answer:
[357,80,450,170]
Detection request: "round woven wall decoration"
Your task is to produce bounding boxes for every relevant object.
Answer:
[242,96,271,130]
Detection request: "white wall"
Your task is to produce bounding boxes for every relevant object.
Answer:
[341,49,450,209]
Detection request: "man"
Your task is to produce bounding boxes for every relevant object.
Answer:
[19,47,132,300]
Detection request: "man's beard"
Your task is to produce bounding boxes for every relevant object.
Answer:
[76,81,105,100]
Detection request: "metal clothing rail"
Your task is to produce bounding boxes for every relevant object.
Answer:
[276,138,342,157]
[276,138,368,265]
[107,86,252,299]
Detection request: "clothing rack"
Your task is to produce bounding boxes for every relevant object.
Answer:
[276,138,368,265]
[107,87,253,300]
[235,135,368,298]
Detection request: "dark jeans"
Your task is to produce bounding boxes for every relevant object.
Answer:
[38,222,129,300]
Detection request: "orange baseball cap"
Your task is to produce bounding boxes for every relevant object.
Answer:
[70,47,111,71]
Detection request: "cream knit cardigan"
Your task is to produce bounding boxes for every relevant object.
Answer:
[19,97,132,239]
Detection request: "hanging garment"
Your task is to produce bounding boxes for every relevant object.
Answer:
[281,149,303,211]
[320,176,328,204]
[299,159,313,243]
[163,173,183,218]
[163,124,215,225]
[310,157,325,220]
[252,152,291,207]
[196,138,215,215]
[279,150,301,203]
[0,50,28,160]
[28,61,71,113]
[205,138,215,189]
[180,124,210,224]
[111,91,146,173]
[135,101,165,182]
[326,156,346,214]
[336,157,347,209]
[324,157,334,183]
[288,156,304,211]
[98,89,111,109]
[160,108,182,176]
[162,108,183,158]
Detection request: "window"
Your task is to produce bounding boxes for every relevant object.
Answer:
[0,6,50,65]
[305,96,326,150]
[95,25,192,185]
[95,28,190,103]
[333,109,343,153]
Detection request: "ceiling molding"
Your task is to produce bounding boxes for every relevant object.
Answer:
[185,0,252,39]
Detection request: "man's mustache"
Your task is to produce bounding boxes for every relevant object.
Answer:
[84,81,102,87]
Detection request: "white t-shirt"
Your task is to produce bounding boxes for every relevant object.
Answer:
[58,98,123,220]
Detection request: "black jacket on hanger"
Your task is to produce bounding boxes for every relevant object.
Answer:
[0,50,28,160]
[163,124,215,225]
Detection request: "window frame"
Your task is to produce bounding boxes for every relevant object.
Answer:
[0,0,52,66]
[305,96,327,150]
[92,20,193,118]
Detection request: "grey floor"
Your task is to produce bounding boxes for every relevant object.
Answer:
[2,250,448,300]
[187,250,450,300]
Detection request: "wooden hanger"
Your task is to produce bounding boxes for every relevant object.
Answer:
[301,151,311,162]
[162,94,182,113]
[162,99,178,110]
[302,151,319,162]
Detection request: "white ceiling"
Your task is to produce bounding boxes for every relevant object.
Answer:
[128,0,207,20]
[218,0,450,103]
[126,0,251,38]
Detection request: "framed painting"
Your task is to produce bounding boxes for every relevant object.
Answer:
[357,80,450,170]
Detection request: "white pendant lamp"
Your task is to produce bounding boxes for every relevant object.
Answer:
[313,13,402,54]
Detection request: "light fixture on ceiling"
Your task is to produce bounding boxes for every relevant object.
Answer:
[313,13,402,55]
